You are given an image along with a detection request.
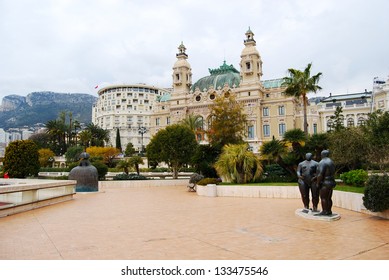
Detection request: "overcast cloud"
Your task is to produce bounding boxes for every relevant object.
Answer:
[0,0,388,101]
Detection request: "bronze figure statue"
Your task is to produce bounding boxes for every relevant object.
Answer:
[297,153,319,211]
[316,150,336,216]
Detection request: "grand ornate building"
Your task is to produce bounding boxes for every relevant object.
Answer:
[150,28,315,153]
[92,28,389,153]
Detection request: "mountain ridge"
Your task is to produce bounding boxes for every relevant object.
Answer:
[0,91,97,129]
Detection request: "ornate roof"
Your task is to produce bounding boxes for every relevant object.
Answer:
[191,61,240,91]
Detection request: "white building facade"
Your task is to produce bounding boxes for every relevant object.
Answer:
[92,84,171,152]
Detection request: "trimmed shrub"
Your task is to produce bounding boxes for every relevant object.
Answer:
[3,140,40,178]
[197,178,221,185]
[363,175,389,212]
[340,169,368,187]
[113,173,147,180]
[90,160,108,180]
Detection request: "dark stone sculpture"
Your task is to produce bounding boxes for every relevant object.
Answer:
[316,150,336,216]
[69,152,99,192]
[297,153,319,211]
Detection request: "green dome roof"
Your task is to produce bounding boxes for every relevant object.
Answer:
[191,61,240,92]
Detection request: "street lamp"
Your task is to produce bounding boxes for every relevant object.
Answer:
[138,125,147,155]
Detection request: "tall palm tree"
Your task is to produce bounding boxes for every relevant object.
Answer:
[86,123,110,146]
[282,63,322,135]
[282,128,307,161]
[214,143,262,184]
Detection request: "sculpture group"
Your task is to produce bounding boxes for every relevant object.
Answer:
[297,150,336,216]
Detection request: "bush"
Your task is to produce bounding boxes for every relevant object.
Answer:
[113,173,147,180]
[363,175,389,212]
[90,160,108,180]
[197,178,221,185]
[340,169,368,187]
[260,164,296,183]
[3,140,40,178]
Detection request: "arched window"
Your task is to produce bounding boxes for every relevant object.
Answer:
[347,118,354,127]
[357,117,366,126]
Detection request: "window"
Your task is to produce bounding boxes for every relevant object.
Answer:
[166,116,170,125]
[279,123,286,136]
[175,73,180,82]
[247,125,254,139]
[357,117,366,126]
[263,107,269,116]
[278,105,285,116]
[246,62,251,70]
[347,118,354,127]
[313,123,317,134]
[263,125,270,137]
[156,118,160,126]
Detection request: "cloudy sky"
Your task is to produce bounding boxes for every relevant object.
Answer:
[0,0,388,101]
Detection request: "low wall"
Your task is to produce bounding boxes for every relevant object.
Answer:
[0,179,76,217]
[99,179,188,188]
[196,184,389,219]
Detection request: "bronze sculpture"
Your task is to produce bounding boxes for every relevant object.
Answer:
[297,153,319,211]
[316,150,336,216]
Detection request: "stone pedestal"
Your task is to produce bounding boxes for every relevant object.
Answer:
[295,208,341,221]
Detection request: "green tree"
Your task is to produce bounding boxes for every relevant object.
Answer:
[282,63,322,135]
[327,126,368,171]
[363,110,389,171]
[191,144,219,178]
[78,130,92,147]
[329,106,345,132]
[124,142,136,157]
[214,143,262,183]
[305,133,328,160]
[86,123,110,147]
[260,137,295,177]
[128,156,144,175]
[65,146,85,163]
[146,124,198,179]
[4,140,40,178]
[29,132,51,149]
[207,93,247,148]
[116,128,122,152]
[282,128,307,171]
[38,148,56,168]
[116,159,132,174]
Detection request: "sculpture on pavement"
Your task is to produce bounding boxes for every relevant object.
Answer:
[297,153,319,211]
[316,150,336,216]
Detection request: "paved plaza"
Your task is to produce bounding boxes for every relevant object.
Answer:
[0,184,388,260]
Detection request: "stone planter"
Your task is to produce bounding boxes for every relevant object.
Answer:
[206,184,217,197]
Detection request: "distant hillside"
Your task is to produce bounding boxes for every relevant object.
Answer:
[0,91,97,129]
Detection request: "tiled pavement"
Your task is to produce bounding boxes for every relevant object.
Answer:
[0,185,388,260]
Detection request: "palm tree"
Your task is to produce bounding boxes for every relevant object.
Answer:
[128,156,144,175]
[282,128,307,161]
[117,159,132,174]
[260,136,295,177]
[86,123,110,146]
[180,114,203,132]
[78,130,92,147]
[214,143,262,184]
[282,63,322,135]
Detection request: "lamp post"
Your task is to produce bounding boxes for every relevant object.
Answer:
[138,125,147,156]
